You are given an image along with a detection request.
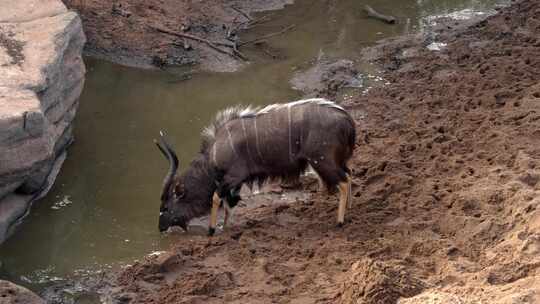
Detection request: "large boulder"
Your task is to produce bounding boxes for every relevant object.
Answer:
[0,0,85,243]
[0,280,45,304]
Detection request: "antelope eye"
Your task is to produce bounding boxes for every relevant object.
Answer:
[174,190,185,199]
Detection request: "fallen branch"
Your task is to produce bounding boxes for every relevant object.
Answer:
[364,5,396,24]
[231,6,252,21]
[231,46,248,61]
[245,14,272,28]
[229,14,273,38]
[238,24,296,47]
[150,25,248,61]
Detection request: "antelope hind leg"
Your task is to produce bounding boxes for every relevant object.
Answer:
[209,192,220,236]
[347,175,352,209]
[337,175,351,226]
[224,205,229,229]
[318,176,326,193]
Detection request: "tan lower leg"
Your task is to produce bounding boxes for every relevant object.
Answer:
[209,193,220,235]
[346,175,352,209]
[337,179,349,225]
[224,204,229,228]
[318,177,325,193]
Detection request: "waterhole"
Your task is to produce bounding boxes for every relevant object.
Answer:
[0,0,505,295]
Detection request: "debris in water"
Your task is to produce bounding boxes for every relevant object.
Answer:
[51,195,73,210]
[148,251,166,257]
[424,8,495,27]
[20,266,64,284]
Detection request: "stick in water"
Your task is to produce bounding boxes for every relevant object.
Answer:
[364,5,396,24]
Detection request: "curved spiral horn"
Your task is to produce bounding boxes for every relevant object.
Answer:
[154,131,179,200]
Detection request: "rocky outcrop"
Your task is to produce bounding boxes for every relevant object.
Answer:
[290,59,361,98]
[0,280,45,304]
[0,0,86,243]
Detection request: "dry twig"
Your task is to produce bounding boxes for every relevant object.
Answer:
[238,24,296,47]
[150,25,248,61]
[231,6,252,21]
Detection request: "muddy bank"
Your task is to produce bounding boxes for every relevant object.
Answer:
[0,0,85,243]
[86,0,540,303]
[62,0,293,71]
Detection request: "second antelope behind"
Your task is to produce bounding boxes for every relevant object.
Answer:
[155,98,356,235]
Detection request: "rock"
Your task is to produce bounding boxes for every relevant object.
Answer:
[16,158,54,194]
[0,280,45,304]
[340,258,425,304]
[0,0,67,23]
[0,0,86,243]
[0,194,32,243]
[0,181,22,202]
[154,252,184,273]
[290,59,361,98]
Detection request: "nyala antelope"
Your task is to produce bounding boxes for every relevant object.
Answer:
[155,98,356,235]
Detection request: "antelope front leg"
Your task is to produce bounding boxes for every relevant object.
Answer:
[337,174,351,226]
[224,206,229,229]
[347,175,352,209]
[209,192,220,236]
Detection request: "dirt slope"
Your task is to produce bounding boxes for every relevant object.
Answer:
[61,0,291,71]
[107,1,540,303]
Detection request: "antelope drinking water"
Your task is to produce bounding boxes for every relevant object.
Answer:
[155,98,356,235]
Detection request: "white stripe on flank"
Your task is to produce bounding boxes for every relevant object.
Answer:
[254,118,263,160]
[212,145,217,165]
[287,104,293,162]
[225,125,237,156]
[241,119,254,163]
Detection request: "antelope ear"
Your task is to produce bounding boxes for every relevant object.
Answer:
[173,183,185,198]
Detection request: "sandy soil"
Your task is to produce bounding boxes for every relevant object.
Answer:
[101,0,540,303]
[61,0,292,71]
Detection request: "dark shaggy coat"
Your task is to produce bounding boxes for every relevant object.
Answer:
[204,98,355,195]
[157,98,356,231]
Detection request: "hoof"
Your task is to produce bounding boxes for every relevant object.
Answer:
[208,227,215,236]
[337,222,344,228]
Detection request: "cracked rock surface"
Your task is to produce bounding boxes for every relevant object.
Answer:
[0,0,86,243]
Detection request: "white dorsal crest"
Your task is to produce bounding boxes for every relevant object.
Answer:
[202,98,345,141]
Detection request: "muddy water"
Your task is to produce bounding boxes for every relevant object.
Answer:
[0,0,505,293]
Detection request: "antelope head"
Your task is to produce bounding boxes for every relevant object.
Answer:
[154,131,217,232]
[154,131,189,232]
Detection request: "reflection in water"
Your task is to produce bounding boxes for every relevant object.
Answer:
[0,0,505,291]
